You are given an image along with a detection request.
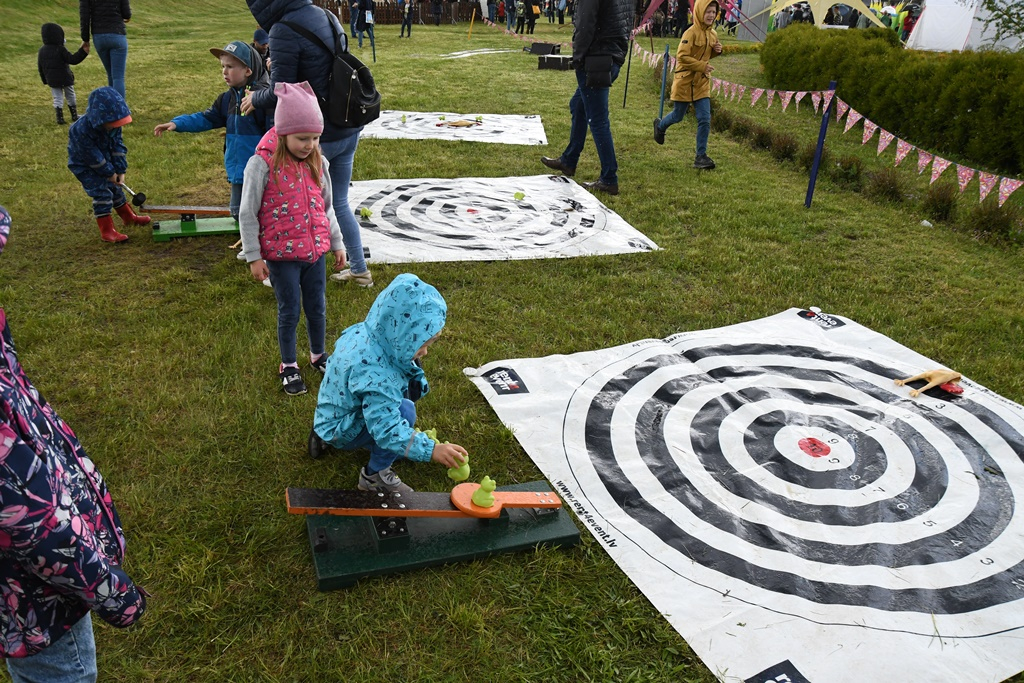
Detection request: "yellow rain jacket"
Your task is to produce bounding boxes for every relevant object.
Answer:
[670,0,720,103]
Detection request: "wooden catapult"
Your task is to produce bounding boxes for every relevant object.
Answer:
[286,481,579,590]
[146,205,238,243]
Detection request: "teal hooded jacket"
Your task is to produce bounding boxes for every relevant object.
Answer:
[314,274,447,461]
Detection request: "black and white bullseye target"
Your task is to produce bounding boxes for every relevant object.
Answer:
[467,309,1024,683]
[360,110,547,145]
[348,175,657,263]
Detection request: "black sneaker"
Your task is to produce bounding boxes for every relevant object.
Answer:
[280,367,307,395]
[653,118,665,145]
[308,428,327,459]
[694,154,716,170]
[311,354,328,374]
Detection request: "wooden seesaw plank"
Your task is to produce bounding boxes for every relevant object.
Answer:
[145,205,232,216]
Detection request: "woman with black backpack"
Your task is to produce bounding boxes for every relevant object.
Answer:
[245,0,374,287]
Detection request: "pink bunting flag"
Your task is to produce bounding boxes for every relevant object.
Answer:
[917,150,934,174]
[822,90,835,112]
[876,129,894,155]
[999,178,1023,206]
[843,109,862,133]
[862,120,878,145]
[780,91,794,111]
[738,85,747,102]
[750,88,764,106]
[894,139,913,166]
[811,92,821,113]
[730,83,738,100]
[978,172,998,202]
[930,157,952,184]
[956,165,975,193]
[835,99,849,121]
[711,78,720,94]
[795,91,807,111]
[766,90,775,108]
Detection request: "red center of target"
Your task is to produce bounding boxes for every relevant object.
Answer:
[798,437,831,457]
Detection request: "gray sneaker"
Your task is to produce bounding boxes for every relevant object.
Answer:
[358,466,413,494]
[330,268,374,287]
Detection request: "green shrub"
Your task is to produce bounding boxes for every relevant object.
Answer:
[770,131,799,162]
[828,155,864,190]
[730,115,754,139]
[760,26,1024,175]
[798,142,831,173]
[750,124,774,151]
[922,181,959,223]
[863,167,907,204]
[960,198,1024,242]
[712,106,734,133]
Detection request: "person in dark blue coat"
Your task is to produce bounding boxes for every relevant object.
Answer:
[152,40,270,221]
[67,86,151,243]
[38,23,89,125]
[244,0,373,287]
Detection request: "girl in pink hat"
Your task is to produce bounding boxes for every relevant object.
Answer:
[239,81,348,396]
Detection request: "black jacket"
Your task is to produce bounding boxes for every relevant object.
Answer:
[79,0,131,42]
[571,0,631,64]
[38,23,88,88]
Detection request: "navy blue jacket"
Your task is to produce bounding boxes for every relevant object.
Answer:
[38,23,88,88]
[79,0,131,42]
[247,0,355,142]
[67,87,130,179]
[169,45,270,185]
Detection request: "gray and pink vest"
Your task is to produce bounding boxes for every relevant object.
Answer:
[255,129,331,263]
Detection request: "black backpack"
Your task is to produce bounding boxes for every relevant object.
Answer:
[281,10,381,128]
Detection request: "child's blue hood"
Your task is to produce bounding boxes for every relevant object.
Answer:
[364,274,447,365]
[83,87,131,128]
[247,0,313,30]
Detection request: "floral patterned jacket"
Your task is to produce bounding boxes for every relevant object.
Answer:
[0,207,145,658]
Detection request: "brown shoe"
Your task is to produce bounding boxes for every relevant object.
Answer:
[582,180,619,196]
[541,156,576,176]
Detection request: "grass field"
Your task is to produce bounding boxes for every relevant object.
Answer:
[1,0,1023,681]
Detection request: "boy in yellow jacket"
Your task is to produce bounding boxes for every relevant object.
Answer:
[654,0,723,169]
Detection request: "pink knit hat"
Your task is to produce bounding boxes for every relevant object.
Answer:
[274,81,324,136]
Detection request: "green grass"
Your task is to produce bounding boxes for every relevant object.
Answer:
[2,1,1024,681]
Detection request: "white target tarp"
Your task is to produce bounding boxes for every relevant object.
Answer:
[359,110,547,145]
[468,309,1024,683]
[350,174,658,263]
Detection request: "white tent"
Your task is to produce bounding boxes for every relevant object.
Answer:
[905,0,1021,51]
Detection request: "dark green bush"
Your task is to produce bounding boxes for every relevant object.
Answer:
[770,131,799,162]
[750,124,774,151]
[922,181,959,223]
[960,198,1024,242]
[798,142,831,173]
[828,155,864,190]
[863,167,907,204]
[760,26,1024,175]
[712,106,734,133]
[730,115,754,139]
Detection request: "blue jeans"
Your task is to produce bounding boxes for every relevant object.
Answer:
[6,613,96,683]
[658,98,711,156]
[92,33,128,98]
[560,63,622,185]
[320,132,368,274]
[488,4,497,21]
[266,256,327,365]
[507,9,516,29]
[339,398,416,472]
[401,12,413,34]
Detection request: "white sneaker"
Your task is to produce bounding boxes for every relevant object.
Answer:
[330,268,374,287]
[236,249,246,261]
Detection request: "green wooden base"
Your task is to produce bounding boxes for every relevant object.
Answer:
[152,216,239,242]
[304,481,580,590]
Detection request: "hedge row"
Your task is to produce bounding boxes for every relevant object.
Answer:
[760,24,1024,176]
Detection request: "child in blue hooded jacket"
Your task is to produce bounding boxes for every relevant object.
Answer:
[153,40,270,221]
[310,274,467,493]
[67,86,150,243]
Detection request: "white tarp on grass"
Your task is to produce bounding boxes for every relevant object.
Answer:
[468,309,1024,683]
[351,174,657,263]
[360,110,547,145]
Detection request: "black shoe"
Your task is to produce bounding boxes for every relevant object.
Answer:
[69,105,79,122]
[55,107,65,125]
[311,354,328,374]
[653,118,665,145]
[280,366,307,395]
[694,154,716,170]
[540,156,576,176]
[582,180,620,196]
[308,428,327,459]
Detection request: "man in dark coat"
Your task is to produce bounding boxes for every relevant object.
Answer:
[38,23,89,124]
[541,0,631,195]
